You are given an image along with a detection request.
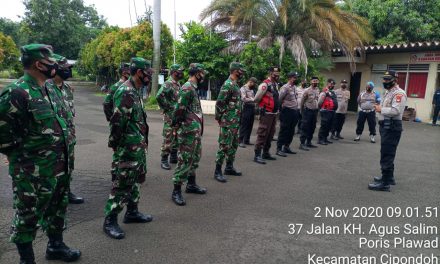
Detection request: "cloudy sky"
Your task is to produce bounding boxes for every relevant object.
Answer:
[0,0,212,38]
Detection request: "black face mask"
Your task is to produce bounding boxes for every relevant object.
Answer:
[367,87,372,92]
[312,83,318,87]
[341,84,347,89]
[39,62,57,78]
[57,67,72,80]
[383,81,394,90]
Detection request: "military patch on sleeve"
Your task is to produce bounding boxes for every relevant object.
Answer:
[395,94,403,103]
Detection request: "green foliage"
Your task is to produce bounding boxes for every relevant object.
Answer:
[0,18,28,47]
[22,0,107,59]
[175,22,233,82]
[77,22,173,85]
[0,32,20,75]
[350,0,440,44]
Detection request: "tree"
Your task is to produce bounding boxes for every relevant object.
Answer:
[348,0,440,44]
[22,0,107,59]
[201,0,373,71]
[0,32,20,73]
[0,18,28,47]
[77,22,173,85]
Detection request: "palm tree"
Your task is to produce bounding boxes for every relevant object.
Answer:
[200,0,373,71]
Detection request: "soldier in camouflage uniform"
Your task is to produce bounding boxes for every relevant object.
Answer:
[156,64,184,170]
[171,63,208,206]
[103,63,130,182]
[0,44,81,263]
[213,62,246,183]
[50,54,84,204]
[103,57,153,240]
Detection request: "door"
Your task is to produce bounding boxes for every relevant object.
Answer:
[348,72,362,112]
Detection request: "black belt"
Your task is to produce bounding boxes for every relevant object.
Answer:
[379,120,402,126]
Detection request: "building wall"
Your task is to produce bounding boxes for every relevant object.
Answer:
[323,51,439,122]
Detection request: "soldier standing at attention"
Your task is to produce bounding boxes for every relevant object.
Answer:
[171,63,208,206]
[253,67,281,164]
[238,77,257,148]
[103,63,130,122]
[355,82,380,143]
[276,71,300,156]
[156,64,184,170]
[331,80,350,140]
[50,54,84,204]
[0,44,81,263]
[317,79,338,145]
[299,76,320,150]
[214,62,246,183]
[103,57,153,240]
[368,71,407,191]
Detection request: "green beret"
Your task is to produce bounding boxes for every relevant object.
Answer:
[53,53,73,67]
[20,43,55,62]
[130,57,151,70]
[170,64,184,72]
[189,63,208,74]
[229,62,246,72]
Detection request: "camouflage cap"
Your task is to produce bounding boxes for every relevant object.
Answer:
[53,53,72,67]
[130,57,151,70]
[20,43,56,62]
[383,70,397,80]
[189,63,208,74]
[229,62,246,72]
[170,64,184,72]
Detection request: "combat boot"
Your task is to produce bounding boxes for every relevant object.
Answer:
[262,152,276,160]
[224,161,242,176]
[172,184,186,206]
[317,139,328,145]
[169,150,178,164]
[123,201,153,223]
[306,141,318,148]
[45,234,81,262]
[16,242,35,264]
[324,138,333,144]
[282,146,297,154]
[254,149,266,164]
[368,181,390,192]
[186,175,207,194]
[299,143,309,151]
[373,176,396,185]
[276,148,287,157]
[103,214,125,239]
[68,192,84,204]
[330,132,338,140]
[160,154,171,170]
[214,163,227,182]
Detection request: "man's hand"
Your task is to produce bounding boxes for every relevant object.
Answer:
[374,104,381,113]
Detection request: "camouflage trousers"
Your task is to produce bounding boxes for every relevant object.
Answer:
[160,117,178,157]
[9,152,69,244]
[215,125,239,165]
[105,145,147,216]
[172,128,201,184]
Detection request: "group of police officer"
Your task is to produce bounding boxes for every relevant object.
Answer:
[0,43,407,263]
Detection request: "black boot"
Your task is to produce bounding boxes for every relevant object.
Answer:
[299,143,309,151]
[68,192,84,204]
[262,152,276,160]
[103,214,125,239]
[282,146,297,154]
[324,138,333,144]
[224,161,242,176]
[123,201,153,223]
[172,184,186,206]
[46,234,81,262]
[276,148,287,157]
[169,150,178,164]
[373,176,396,185]
[368,181,390,191]
[336,133,344,139]
[306,141,318,148]
[160,154,171,170]
[214,163,227,182]
[330,132,338,140]
[16,242,35,264]
[253,149,266,164]
[186,175,207,193]
[317,139,328,145]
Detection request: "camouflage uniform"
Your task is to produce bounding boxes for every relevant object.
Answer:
[0,73,70,244]
[215,77,242,165]
[172,80,203,184]
[103,79,126,122]
[104,77,149,216]
[156,76,180,157]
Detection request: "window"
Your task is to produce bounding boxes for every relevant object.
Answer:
[407,73,428,98]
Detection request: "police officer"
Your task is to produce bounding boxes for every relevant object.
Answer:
[103,57,153,239]
[299,76,320,150]
[355,82,380,142]
[214,62,246,182]
[156,64,184,170]
[0,44,81,263]
[276,71,300,156]
[253,67,281,164]
[171,63,207,206]
[49,54,84,204]
[238,77,258,147]
[432,87,440,126]
[296,79,307,134]
[317,79,338,145]
[331,80,350,139]
[368,70,407,191]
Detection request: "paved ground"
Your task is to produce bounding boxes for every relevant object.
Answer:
[0,83,439,264]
